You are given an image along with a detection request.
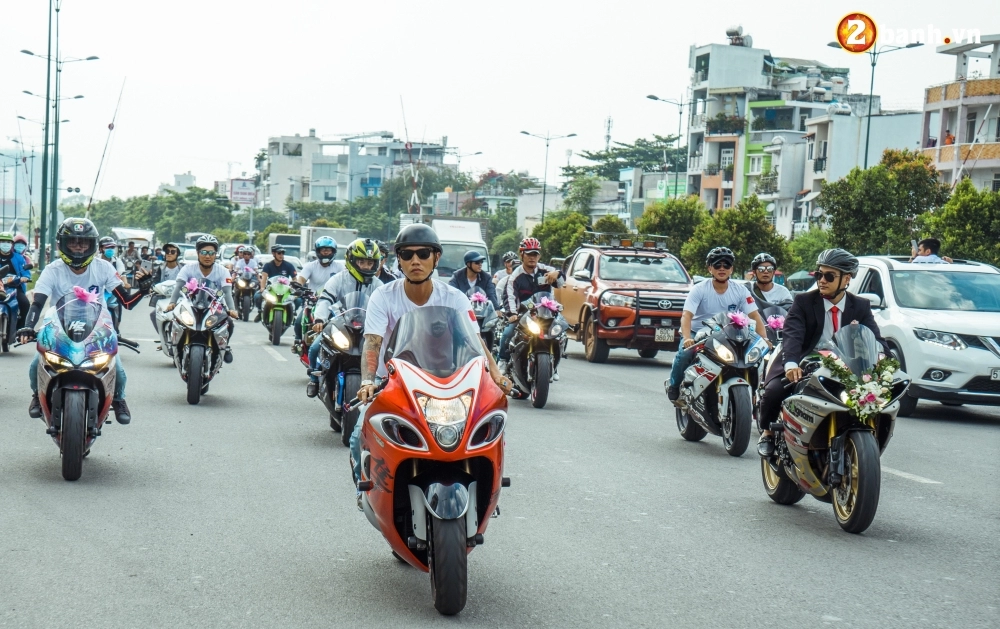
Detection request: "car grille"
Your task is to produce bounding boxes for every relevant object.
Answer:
[637,295,684,311]
[965,377,1000,393]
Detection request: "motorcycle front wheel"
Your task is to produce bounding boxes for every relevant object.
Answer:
[61,389,87,481]
[429,517,468,616]
[531,353,551,409]
[341,373,362,447]
[761,457,805,505]
[187,345,205,405]
[722,386,753,457]
[832,430,881,534]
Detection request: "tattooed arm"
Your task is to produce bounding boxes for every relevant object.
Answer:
[358,333,383,404]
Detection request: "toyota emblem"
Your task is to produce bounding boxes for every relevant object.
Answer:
[658,299,672,309]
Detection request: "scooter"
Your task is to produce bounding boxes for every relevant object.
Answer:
[346,305,508,616]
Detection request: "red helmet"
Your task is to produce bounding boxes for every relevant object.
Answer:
[519,237,541,253]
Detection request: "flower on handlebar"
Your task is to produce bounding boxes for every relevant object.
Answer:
[72,285,99,304]
[538,296,560,313]
[469,292,488,304]
[727,312,749,328]
[766,314,785,330]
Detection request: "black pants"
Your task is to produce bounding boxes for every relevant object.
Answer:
[15,290,29,329]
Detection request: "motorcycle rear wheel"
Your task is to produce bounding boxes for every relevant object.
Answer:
[429,517,468,616]
[271,314,283,346]
[761,457,805,505]
[241,295,251,322]
[187,345,205,405]
[341,373,362,447]
[531,353,551,408]
[722,386,753,457]
[676,407,707,441]
[833,431,881,534]
[61,390,87,481]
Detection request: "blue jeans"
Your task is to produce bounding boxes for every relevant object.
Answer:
[668,346,696,389]
[30,354,127,400]
[498,322,516,361]
[307,337,322,382]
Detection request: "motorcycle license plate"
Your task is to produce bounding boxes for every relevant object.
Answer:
[655,328,675,342]
[992,368,1000,381]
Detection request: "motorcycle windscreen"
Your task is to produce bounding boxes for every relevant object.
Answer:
[819,324,881,376]
[334,291,370,330]
[384,305,484,379]
[527,291,559,320]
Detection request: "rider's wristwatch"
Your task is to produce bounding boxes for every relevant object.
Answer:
[360,380,375,387]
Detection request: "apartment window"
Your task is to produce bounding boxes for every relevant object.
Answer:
[722,194,732,209]
[720,148,735,168]
[748,155,763,174]
[966,113,977,142]
[283,143,303,156]
[807,142,814,160]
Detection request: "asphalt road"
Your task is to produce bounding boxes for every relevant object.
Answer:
[1,306,997,628]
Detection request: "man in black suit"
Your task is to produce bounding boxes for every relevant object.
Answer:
[757,249,889,457]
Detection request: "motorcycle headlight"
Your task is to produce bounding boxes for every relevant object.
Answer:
[713,341,735,364]
[44,351,74,371]
[415,390,473,451]
[527,319,541,335]
[913,328,967,350]
[176,303,195,326]
[264,292,277,304]
[600,292,636,308]
[331,329,350,350]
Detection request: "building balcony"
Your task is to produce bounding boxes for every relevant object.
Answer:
[813,157,827,172]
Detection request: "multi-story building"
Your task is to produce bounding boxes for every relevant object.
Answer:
[919,34,1000,192]
[260,129,448,211]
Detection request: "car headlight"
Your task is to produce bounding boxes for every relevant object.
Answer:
[527,319,541,335]
[913,328,967,350]
[44,351,74,370]
[176,303,196,326]
[237,279,247,288]
[331,329,350,350]
[600,292,636,308]
[713,341,735,363]
[264,292,277,304]
[415,390,473,450]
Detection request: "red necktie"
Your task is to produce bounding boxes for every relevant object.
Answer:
[830,305,840,333]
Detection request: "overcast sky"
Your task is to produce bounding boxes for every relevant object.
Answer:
[1,0,996,202]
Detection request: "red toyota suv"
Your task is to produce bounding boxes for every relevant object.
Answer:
[553,237,692,362]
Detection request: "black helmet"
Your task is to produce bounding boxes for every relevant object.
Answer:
[706,246,735,266]
[816,248,858,276]
[195,234,220,252]
[464,250,486,265]
[393,224,441,254]
[271,244,286,254]
[751,252,777,270]
[56,218,99,269]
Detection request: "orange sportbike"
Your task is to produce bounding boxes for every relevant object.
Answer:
[348,305,509,616]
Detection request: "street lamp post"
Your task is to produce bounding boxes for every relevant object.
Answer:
[647,95,693,199]
[519,131,576,223]
[828,41,922,169]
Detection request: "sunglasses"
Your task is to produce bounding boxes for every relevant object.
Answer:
[813,270,842,283]
[198,250,218,257]
[397,248,433,261]
[755,265,775,273]
[711,261,733,270]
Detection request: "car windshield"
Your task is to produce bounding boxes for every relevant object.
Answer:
[384,305,484,378]
[598,255,688,282]
[889,271,1000,311]
[439,244,489,277]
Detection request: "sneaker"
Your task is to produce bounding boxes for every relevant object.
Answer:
[223,348,233,364]
[28,393,41,419]
[111,399,131,425]
[757,434,775,458]
[253,312,262,323]
[306,381,318,398]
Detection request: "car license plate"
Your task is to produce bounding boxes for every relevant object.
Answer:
[655,328,675,342]
[992,368,1000,381]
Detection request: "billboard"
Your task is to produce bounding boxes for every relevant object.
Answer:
[229,178,256,207]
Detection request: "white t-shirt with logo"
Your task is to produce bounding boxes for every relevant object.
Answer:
[683,279,758,330]
[175,262,233,291]
[365,279,475,378]
[299,259,346,292]
[34,258,122,304]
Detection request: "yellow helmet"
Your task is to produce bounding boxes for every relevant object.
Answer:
[345,238,383,284]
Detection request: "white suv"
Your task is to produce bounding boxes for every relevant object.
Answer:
[848,256,1000,416]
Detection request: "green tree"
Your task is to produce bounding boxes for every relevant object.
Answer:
[592,215,628,234]
[255,221,296,251]
[917,178,1000,266]
[819,149,950,255]
[635,195,709,255]
[680,196,796,274]
[490,228,522,255]
[531,209,589,259]
[562,175,602,215]
[560,135,683,181]
[788,226,831,272]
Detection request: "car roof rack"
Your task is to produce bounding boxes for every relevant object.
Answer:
[582,231,671,252]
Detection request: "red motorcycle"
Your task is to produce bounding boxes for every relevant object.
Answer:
[348,305,508,615]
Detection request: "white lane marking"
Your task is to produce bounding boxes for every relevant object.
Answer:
[882,466,942,484]
[263,346,287,362]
